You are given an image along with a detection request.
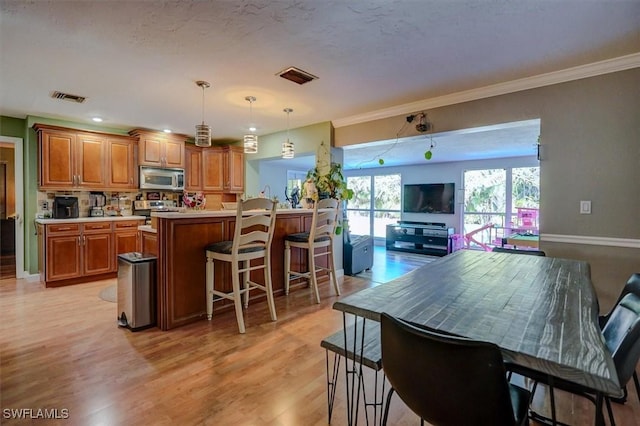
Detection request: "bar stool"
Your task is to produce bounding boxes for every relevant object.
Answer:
[205,197,277,334]
[284,198,340,303]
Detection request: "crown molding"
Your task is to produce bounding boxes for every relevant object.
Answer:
[541,233,640,249]
[332,53,640,128]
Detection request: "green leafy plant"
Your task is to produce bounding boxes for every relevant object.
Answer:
[305,162,354,201]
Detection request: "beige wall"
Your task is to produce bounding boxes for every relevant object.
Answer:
[336,68,640,312]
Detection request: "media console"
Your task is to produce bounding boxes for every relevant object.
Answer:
[386,221,454,257]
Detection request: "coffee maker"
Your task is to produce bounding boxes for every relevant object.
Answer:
[53,196,79,219]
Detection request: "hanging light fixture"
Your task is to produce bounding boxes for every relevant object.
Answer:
[243,96,258,154]
[194,80,211,147]
[282,108,294,159]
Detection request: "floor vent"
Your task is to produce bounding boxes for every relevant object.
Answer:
[51,91,86,103]
[277,67,318,85]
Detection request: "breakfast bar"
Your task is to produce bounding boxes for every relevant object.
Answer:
[152,208,325,330]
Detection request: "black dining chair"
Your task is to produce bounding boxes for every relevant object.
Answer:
[520,292,640,425]
[599,273,640,405]
[380,313,531,426]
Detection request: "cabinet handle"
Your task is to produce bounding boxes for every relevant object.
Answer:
[58,227,72,231]
[77,236,81,245]
[82,235,86,245]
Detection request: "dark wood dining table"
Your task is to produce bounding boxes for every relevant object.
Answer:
[333,249,621,425]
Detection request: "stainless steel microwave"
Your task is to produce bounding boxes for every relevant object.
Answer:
[139,166,185,191]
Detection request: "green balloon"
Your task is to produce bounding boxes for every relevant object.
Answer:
[425,150,432,160]
[378,158,385,165]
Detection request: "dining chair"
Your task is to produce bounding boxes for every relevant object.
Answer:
[205,197,277,334]
[284,198,340,303]
[380,313,531,426]
[520,292,640,426]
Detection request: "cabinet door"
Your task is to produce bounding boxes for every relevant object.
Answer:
[107,137,136,188]
[141,231,158,256]
[76,132,107,188]
[83,233,113,275]
[138,137,163,167]
[46,235,81,281]
[114,230,139,256]
[185,145,203,191]
[225,147,244,193]
[202,148,224,191]
[39,129,75,188]
[164,139,185,168]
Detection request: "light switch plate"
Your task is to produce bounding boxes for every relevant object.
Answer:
[580,200,591,214]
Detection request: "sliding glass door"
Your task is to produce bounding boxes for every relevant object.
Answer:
[346,174,401,240]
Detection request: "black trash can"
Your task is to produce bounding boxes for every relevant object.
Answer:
[117,252,156,331]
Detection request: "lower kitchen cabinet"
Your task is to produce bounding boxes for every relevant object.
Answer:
[114,220,141,255]
[38,219,143,287]
[45,223,83,282]
[140,229,158,256]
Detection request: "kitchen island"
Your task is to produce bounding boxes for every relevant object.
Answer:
[152,208,335,330]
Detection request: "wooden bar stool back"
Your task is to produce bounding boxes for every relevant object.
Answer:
[205,197,277,334]
[284,198,341,303]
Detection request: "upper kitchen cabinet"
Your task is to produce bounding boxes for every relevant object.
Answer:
[34,124,137,191]
[185,145,244,194]
[185,144,203,191]
[36,124,107,190]
[107,136,137,189]
[129,129,187,169]
[224,145,244,193]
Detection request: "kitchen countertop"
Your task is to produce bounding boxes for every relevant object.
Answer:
[35,216,147,224]
[152,208,315,219]
[138,225,156,233]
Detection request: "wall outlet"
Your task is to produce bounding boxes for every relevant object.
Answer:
[580,200,591,214]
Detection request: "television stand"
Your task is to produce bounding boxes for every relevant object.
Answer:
[386,222,454,256]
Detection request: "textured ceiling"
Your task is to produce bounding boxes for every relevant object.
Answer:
[1,0,639,167]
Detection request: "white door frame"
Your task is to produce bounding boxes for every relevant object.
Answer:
[0,135,25,279]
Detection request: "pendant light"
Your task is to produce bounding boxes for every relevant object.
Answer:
[194,80,211,147]
[282,108,294,159]
[243,96,258,154]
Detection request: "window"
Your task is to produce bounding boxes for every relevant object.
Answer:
[346,174,401,239]
[462,167,539,249]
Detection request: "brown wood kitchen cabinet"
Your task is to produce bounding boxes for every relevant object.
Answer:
[36,125,106,189]
[114,220,143,257]
[130,129,187,169]
[39,219,144,287]
[34,124,137,191]
[185,144,244,194]
[43,222,112,285]
[107,136,138,189]
[140,229,158,256]
[185,144,203,191]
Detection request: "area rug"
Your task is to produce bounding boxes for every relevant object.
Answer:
[98,284,116,303]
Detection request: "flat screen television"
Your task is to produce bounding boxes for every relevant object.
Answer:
[403,183,455,214]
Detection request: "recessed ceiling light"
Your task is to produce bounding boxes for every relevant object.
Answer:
[92,117,103,123]
[163,129,172,133]
[249,126,256,132]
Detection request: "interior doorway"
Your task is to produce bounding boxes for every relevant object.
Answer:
[0,137,24,279]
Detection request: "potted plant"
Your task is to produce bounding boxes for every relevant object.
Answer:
[303,162,354,234]
[304,162,354,202]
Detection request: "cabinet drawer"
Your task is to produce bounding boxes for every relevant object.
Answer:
[114,220,141,230]
[82,222,112,233]
[47,223,81,234]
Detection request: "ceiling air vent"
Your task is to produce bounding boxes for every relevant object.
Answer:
[51,91,86,103]
[277,67,318,85]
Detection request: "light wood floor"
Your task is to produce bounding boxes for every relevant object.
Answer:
[1,265,639,425]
